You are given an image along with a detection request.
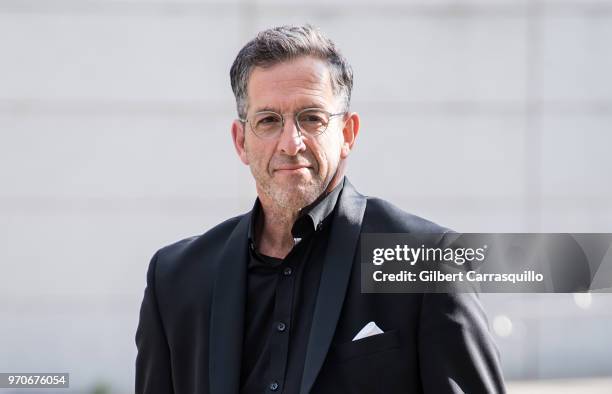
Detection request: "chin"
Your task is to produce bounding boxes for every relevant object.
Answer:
[269,181,324,210]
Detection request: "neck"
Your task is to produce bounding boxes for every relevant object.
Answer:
[255,170,346,259]
[256,201,299,259]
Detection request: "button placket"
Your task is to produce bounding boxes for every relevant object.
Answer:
[269,258,296,394]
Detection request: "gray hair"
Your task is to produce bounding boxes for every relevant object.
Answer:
[230,24,353,119]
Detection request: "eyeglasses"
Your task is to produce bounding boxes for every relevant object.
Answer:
[239,108,346,139]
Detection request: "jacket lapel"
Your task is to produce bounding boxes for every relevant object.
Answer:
[300,179,367,394]
[209,212,251,394]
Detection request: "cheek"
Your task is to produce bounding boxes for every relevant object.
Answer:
[312,142,340,175]
[246,139,273,170]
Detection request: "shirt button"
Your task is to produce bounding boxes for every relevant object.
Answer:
[276,322,286,332]
[283,267,292,276]
[269,381,279,391]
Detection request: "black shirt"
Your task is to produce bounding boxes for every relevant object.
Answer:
[239,179,344,394]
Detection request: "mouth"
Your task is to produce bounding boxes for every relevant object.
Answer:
[274,165,312,174]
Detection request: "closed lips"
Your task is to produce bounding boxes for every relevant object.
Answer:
[275,165,310,170]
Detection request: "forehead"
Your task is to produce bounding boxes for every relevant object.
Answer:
[247,56,336,112]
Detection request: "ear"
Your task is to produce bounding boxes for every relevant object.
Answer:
[231,119,249,165]
[340,112,360,159]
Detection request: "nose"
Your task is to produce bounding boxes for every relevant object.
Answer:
[277,116,306,156]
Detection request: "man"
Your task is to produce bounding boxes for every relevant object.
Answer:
[135,25,505,393]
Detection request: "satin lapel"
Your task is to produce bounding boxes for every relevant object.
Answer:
[209,212,251,394]
[299,179,367,394]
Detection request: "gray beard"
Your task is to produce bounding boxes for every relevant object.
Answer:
[261,179,325,213]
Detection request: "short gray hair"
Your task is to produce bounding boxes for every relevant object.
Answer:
[230,24,353,119]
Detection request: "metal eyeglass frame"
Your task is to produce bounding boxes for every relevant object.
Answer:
[239,107,346,139]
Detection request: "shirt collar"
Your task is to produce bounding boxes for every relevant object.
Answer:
[248,176,345,247]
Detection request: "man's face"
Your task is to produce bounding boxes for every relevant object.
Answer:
[232,56,355,211]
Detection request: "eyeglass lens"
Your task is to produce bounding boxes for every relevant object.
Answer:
[251,109,330,138]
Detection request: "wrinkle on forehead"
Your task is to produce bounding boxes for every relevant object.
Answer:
[247,57,336,113]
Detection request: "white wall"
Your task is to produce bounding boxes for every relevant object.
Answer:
[1,0,611,392]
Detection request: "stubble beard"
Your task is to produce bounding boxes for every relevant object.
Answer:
[256,168,326,213]
[244,143,336,216]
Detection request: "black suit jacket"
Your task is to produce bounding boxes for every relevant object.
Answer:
[135,179,506,394]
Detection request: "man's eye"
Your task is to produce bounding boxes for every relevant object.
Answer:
[258,116,280,125]
[301,114,325,123]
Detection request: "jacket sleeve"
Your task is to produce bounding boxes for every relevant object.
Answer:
[135,252,174,394]
[418,292,506,394]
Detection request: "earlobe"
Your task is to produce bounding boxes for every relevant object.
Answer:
[231,120,250,165]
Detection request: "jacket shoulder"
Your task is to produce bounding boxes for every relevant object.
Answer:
[364,196,451,234]
[153,213,246,277]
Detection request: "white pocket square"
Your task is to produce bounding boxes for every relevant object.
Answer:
[352,321,384,341]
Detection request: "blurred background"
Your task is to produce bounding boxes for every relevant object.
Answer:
[1,0,611,392]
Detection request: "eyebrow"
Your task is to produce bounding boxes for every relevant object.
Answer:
[253,103,326,113]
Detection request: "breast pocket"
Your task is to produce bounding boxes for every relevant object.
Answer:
[329,329,401,363]
[315,329,409,394]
